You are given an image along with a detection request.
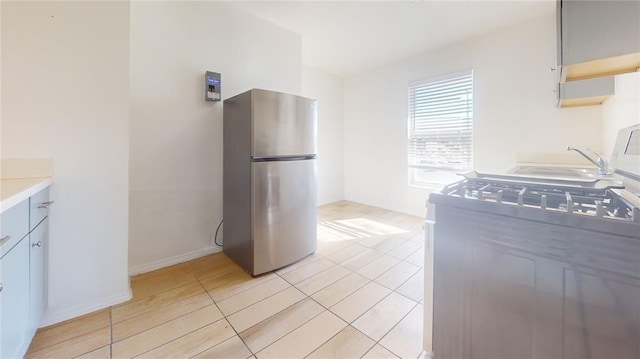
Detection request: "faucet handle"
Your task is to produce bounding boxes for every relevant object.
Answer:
[586,148,606,164]
[586,148,609,174]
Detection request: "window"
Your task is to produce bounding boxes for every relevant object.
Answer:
[407,70,473,188]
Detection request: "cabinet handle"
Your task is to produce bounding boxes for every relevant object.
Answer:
[0,283,3,293]
[0,235,11,246]
[38,201,55,209]
[32,241,43,248]
[550,67,557,72]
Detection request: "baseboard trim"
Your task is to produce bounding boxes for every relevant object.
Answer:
[128,246,223,276]
[41,289,132,327]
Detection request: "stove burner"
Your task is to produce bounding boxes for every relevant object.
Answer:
[441,177,639,223]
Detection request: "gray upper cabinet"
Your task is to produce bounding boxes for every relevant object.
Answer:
[558,0,640,82]
[557,75,615,108]
[555,0,640,107]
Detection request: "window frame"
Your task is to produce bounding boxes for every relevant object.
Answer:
[407,69,474,189]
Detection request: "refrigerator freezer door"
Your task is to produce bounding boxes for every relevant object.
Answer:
[252,89,317,158]
[252,159,317,275]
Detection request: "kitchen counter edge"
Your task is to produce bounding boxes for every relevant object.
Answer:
[1,177,53,214]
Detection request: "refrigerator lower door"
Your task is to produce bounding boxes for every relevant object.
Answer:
[251,159,317,275]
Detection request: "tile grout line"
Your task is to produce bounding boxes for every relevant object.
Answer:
[111,282,205,326]
[109,309,113,359]
[207,272,278,298]
[117,267,236,357]
[28,325,110,359]
[318,246,423,315]
[373,300,421,358]
[372,258,421,286]
[297,319,352,359]
[315,273,421,358]
[252,302,348,358]
[278,262,368,311]
[124,277,200,306]
[197,274,257,357]
[220,281,294,317]
[376,262,423,293]
[302,292,418,359]
[297,266,353,297]
[194,270,339,358]
[127,315,226,359]
[110,294,214,344]
[322,243,369,265]
[287,261,352,292]
[201,273,274,302]
[326,281,391,324]
[265,269,360,356]
[124,275,238,359]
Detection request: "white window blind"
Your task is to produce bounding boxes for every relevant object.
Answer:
[408,70,473,178]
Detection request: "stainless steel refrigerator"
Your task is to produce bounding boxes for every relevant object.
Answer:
[223,89,318,276]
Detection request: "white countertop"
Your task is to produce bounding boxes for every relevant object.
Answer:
[1,177,53,213]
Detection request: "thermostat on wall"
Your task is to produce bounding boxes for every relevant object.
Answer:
[205,71,221,102]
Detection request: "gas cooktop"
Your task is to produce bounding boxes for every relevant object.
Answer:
[430,124,640,229]
[439,171,637,223]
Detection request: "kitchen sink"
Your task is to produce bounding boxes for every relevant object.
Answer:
[461,169,624,190]
[508,165,602,179]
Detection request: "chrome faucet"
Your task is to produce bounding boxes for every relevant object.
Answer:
[566,146,609,175]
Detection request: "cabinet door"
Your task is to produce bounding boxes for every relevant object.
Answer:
[562,0,640,66]
[29,217,48,334]
[433,206,640,359]
[563,268,640,358]
[0,238,30,359]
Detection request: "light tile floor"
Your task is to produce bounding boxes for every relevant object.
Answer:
[26,201,426,359]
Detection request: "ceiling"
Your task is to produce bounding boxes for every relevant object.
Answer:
[232,1,555,77]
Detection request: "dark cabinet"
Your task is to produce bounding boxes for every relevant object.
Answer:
[432,206,640,359]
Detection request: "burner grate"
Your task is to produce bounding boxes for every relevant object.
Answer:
[442,178,639,223]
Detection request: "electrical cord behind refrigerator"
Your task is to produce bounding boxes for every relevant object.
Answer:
[214,219,224,246]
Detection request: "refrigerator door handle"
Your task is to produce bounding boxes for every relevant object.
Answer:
[252,155,316,162]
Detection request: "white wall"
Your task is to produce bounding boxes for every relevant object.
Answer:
[602,73,640,155]
[301,66,344,205]
[343,13,602,217]
[1,2,131,324]
[0,1,2,162]
[128,2,302,273]
[0,1,2,166]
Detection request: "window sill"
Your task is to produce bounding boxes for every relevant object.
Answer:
[408,183,446,191]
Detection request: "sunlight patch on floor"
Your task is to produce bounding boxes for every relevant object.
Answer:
[318,218,409,242]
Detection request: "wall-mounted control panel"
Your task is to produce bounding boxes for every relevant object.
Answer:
[205,71,221,102]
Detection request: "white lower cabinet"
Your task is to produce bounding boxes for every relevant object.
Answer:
[0,187,51,359]
[1,238,30,359]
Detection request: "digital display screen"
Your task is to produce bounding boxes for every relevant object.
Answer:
[205,71,221,101]
[207,77,220,86]
[624,129,640,155]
